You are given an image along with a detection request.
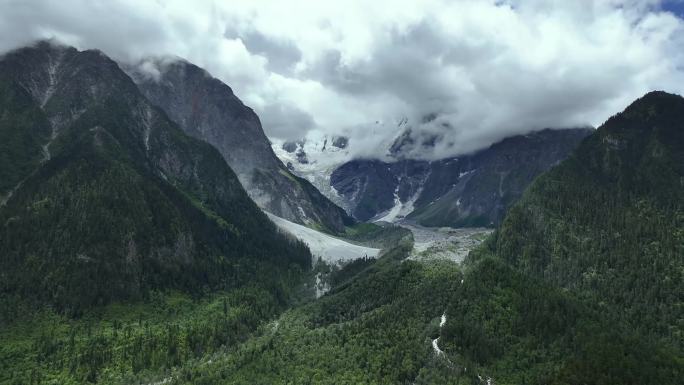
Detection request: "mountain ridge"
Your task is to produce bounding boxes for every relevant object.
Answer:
[125,58,354,234]
[0,41,311,312]
[492,90,684,346]
[327,127,592,226]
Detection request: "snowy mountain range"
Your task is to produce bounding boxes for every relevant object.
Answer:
[275,126,592,227]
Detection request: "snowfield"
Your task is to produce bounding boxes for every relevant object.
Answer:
[271,136,353,212]
[266,212,381,264]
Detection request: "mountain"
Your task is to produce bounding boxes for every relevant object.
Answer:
[182,92,682,385]
[0,41,310,313]
[272,133,354,212]
[126,60,354,234]
[330,128,592,226]
[2,42,681,383]
[493,91,684,347]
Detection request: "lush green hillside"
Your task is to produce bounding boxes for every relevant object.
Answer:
[3,242,681,385]
[0,42,310,313]
[66,244,675,385]
[132,245,466,385]
[494,91,684,348]
[0,278,323,384]
[443,253,682,385]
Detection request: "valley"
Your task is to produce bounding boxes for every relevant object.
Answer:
[266,212,381,264]
[265,204,490,265]
[0,37,681,385]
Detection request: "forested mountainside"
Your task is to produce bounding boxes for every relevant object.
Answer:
[167,92,682,385]
[6,241,678,385]
[127,244,681,385]
[126,60,354,234]
[330,128,591,226]
[1,41,681,385]
[493,91,684,348]
[0,41,310,315]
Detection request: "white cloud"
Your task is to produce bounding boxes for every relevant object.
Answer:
[1,0,683,160]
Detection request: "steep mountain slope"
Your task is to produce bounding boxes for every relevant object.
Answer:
[0,41,310,312]
[331,128,591,225]
[140,245,681,385]
[332,158,430,221]
[126,60,353,234]
[494,91,684,347]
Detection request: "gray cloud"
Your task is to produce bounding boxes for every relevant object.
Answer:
[1,0,683,161]
[260,103,316,140]
[225,27,302,75]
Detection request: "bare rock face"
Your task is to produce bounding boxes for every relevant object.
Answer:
[127,60,352,233]
[331,136,348,149]
[331,128,592,226]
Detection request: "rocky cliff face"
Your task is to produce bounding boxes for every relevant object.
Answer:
[330,159,430,222]
[330,128,592,226]
[126,60,353,233]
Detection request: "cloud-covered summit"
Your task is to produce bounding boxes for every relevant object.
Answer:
[2,0,684,160]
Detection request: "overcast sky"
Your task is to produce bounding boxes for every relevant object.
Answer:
[1,0,684,160]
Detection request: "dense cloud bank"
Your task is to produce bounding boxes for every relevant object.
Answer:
[2,0,684,160]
